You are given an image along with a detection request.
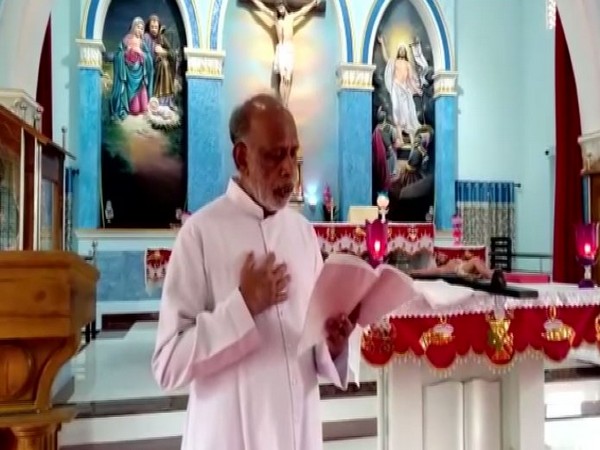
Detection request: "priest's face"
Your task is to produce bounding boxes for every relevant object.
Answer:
[241,111,298,212]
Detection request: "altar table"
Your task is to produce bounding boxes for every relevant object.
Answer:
[312,222,435,256]
[146,222,484,289]
[362,284,600,450]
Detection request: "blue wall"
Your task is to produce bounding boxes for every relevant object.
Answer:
[221,0,341,201]
[456,0,555,262]
[50,0,557,301]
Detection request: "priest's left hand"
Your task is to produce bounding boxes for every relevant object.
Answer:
[325,305,360,360]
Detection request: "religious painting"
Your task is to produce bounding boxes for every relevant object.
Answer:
[372,0,435,222]
[227,0,337,208]
[100,0,186,228]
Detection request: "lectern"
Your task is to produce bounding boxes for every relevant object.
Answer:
[0,101,98,449]
[0,252,98,449]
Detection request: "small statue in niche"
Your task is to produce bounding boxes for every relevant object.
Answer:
[247,0,321,106]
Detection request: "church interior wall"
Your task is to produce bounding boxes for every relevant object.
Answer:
[1,0,593,300]
[455,0,555,268]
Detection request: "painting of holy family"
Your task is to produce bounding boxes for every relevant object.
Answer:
[100,0,187,228]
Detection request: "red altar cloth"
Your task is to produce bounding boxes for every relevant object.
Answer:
[312,222,434,256]
[144,222,487,289]
[362,304,600,370]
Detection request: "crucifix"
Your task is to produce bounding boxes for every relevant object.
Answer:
[240,0,325,106]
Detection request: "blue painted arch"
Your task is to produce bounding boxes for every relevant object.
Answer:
[82,0,201,48]
[209,0,354,63]
[361,0,453,70]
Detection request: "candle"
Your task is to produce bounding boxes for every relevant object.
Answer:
[376,193,389,209]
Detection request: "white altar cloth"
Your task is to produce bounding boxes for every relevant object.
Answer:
[372,283,600,450]
[391,282,600,318]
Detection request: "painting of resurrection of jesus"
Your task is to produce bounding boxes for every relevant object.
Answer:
[371,0,436,222]
[100,0,187,228]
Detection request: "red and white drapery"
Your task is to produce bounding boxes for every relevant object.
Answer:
[144,223,485,291]
[553,12,584,283]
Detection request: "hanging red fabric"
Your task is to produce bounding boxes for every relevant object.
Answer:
[36,18,53,138]
[553,12,584,283]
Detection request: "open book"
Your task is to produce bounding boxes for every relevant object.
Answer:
[298,253,417,353]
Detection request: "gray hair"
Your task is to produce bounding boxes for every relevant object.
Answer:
[228,93,285,144]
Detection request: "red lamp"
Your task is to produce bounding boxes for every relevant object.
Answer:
[575,222,599,288]
[365,218,388,267]
[452,214,463,245]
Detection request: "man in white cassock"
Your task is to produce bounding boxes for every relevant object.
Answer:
[152,93,356,450]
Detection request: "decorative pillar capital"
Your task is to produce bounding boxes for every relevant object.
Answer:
[337,64,375,91]
[579,130,600,174]
[185,48,225,79]
[75,39,105,70]
[433,71,458,98]
[0,88,43,128]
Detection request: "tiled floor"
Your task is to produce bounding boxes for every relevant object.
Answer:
[58,321,600,449]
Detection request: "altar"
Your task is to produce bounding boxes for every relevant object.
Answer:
[362,284,600,450]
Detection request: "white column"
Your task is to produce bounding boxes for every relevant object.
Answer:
[423,381,464,450]
[383,362,424,450]
[464,379,501,450]
[432,70,458,98]
[76,39,105,70]
[184,48,225,79]
[0,0,52,98]
[557,0,600,135]
[501,357,546,450]
[380,356,545,450]
[337,63,376,91]
[0,89,42,128]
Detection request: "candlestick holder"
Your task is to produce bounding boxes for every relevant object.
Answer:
[376,192,389,223]
[365,218,388,268]
[452,213,463,245]
[575,222,599,288]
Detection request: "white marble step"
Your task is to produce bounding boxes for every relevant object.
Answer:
[59,395,379,446]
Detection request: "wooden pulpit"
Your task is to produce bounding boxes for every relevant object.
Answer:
[0,251,98,449]
[0,100,97,448]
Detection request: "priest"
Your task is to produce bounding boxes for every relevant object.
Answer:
[152,93,356,450]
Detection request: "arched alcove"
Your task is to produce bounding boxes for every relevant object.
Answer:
[209,0,354,62]
[79,0,197,228]
[219,0,344,199]
[361,0,453,71]
[0,0,54,95]
[557,0,600,136]
[82,0,202,47]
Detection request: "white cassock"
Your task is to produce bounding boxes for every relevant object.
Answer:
[152,179,350,450]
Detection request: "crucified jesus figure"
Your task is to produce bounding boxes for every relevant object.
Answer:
[249,0,321,106]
